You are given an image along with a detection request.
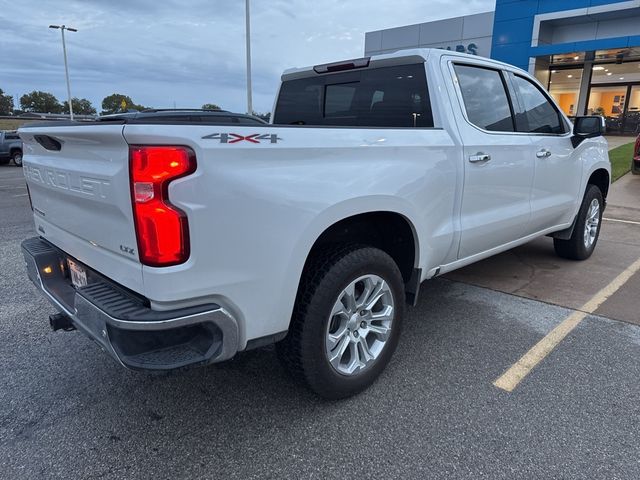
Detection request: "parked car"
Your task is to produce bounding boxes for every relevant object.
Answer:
[0,130,23,166]
[18,50,610,399]
[633,133,640,175]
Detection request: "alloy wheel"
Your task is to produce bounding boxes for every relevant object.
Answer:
[583,198,600,248]
[325,274,394,376]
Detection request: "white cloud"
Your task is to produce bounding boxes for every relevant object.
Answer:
[0,0,494,113]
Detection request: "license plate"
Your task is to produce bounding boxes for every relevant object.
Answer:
[67,259,88,288]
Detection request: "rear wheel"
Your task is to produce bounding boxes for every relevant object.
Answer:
[554,184,603,260]
[11,151,22,167]
[277,245,405,399]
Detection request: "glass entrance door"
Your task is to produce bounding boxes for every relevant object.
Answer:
[587,85,628,134]
[625,86,640,134]
[588,83,640,135]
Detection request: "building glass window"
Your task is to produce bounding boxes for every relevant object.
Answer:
[590,60,640,85]
[549,52,586,66]
[587,86,627,116]
[587,60,640,134]
[626,86,640,134]
[548,68,583,117]
[594,48,640,63]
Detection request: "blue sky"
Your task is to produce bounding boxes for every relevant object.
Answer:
[1,0,493,114]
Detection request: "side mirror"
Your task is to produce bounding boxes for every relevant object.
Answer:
[572,116,605,147]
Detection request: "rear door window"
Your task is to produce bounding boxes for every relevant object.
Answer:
[454,64,515,132]
[273,64,433,128]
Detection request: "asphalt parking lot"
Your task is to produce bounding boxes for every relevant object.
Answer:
[1,164,640,479]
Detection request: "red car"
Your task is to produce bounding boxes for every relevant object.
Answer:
[634,134,640,175]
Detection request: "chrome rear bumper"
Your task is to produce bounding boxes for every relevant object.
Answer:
[21,237,239,371]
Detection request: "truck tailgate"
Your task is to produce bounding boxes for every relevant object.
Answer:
[19,124,143,292]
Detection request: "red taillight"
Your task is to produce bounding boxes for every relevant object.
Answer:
[129,146,196,267]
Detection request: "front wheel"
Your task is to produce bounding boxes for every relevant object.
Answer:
[554,184,604,260]
[12,151,23,167]
[277,245,405,399]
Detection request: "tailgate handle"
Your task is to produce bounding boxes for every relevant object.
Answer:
[34,135,62,151]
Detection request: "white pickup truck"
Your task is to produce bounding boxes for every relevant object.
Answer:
[19,49,609,399]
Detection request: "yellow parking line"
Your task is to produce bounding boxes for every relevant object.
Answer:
[494,256,640,392]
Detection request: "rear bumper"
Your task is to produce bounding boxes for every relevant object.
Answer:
[21,236,239,371]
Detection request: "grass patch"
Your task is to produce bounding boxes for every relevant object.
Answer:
[0,119,38,131]
[609,142,635,182]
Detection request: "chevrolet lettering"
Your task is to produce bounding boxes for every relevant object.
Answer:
[24,165,111,200]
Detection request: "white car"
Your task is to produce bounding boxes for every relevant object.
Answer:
[19,49,610,399]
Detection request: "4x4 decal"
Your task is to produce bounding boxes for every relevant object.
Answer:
[202,133,282,144]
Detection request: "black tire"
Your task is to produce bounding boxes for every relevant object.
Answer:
[11,151,23,167]
[554,184,604,260]
[277,245,405,399]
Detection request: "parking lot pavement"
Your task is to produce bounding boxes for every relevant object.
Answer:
[2,165,640,479]
[606,169,640,222]
[446,172,640,326]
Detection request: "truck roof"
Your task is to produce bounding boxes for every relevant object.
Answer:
[281,48,527,81]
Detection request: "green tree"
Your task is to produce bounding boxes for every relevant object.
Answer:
[20,91,63,113]
[201,103,221,111]
[101,93,151,114]
[101,93,134,114]
[0,89,14,115]
[63,98,97,115]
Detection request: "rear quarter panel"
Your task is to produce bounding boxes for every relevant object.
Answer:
[123,124,460,347]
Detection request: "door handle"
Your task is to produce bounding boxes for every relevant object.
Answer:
[536,149,552,158]
[469,153,491,163]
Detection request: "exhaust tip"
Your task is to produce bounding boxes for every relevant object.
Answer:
[49,313,76,332]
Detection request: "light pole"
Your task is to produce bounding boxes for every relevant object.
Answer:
[245,0,253,115]
[49,24,77,120]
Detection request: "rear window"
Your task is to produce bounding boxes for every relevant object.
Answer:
[273,64,433,128]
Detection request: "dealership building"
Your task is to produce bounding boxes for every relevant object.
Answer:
[365,0,640,134]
